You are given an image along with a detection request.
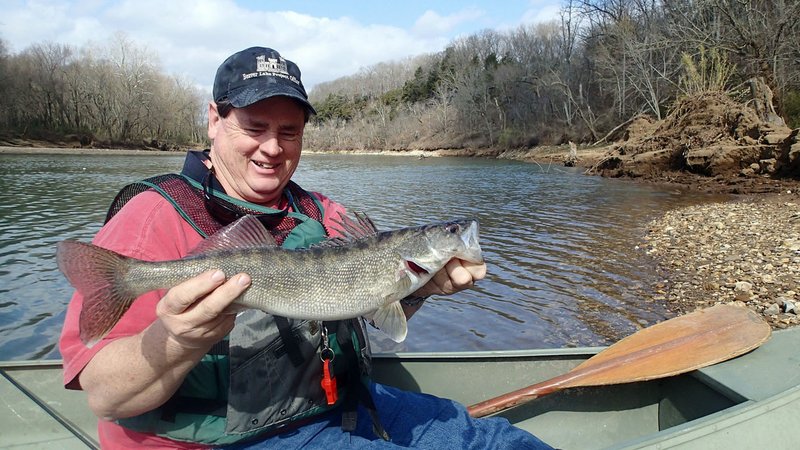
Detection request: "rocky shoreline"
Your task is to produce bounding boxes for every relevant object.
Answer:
[641,191,800,329]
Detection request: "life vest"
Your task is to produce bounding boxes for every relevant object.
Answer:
[104,154,380,445]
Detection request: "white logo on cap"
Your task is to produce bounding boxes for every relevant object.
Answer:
[256,55,287,74]
[241,54,300,85]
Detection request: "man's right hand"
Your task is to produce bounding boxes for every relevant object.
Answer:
[156,269,250,350]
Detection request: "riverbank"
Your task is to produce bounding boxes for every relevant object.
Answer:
[0,146,180,156]
[641,191,800,329]
[501,144,800,195]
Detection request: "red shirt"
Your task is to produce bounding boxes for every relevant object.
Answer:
[59,190,346,449]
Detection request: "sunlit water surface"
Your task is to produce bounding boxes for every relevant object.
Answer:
[0,152,725,359]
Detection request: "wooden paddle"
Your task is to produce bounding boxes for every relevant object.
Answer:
[468,304,771,417]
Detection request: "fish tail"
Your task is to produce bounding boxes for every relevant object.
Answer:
[56,240,139,346]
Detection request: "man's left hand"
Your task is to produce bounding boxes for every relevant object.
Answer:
[415,259,487,297]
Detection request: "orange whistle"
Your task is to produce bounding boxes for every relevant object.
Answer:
[321,359,338,405]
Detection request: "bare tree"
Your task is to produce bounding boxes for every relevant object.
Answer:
[578,0,680,120]
[432,76,455,135]
[664,0,800,115]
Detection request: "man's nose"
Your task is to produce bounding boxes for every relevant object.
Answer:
[259,134,282,156]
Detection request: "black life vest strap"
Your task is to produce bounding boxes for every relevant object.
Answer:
[207,338,229,356]
[340,373,390,441]
[268,184,316,369]
[328,319,389,441]
[274,316,304,368]
[160,397,228,422]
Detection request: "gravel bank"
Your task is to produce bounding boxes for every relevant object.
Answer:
[642,190,800,329]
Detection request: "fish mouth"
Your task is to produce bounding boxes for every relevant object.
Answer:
[459,220,484,264]
[405,259,430,275]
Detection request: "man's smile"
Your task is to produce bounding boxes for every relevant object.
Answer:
[252,160,278,170]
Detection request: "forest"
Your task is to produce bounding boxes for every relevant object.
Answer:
[1,0,799,152]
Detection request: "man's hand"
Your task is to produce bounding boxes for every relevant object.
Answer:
[415,259,487,298]
[156,269,250,351]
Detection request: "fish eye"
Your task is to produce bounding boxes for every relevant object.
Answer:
[445,224,461,234]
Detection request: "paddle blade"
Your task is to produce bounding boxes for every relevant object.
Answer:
[564,304,770,387]
[468,304,770,417]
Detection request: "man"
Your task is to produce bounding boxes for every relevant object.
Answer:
[60,46,551,449]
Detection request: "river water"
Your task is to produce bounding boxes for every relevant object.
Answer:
[0,151,724,360]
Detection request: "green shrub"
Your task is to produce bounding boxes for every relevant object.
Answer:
[783,89,800,129]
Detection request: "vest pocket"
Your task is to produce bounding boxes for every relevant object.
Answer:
[225,310,327,434]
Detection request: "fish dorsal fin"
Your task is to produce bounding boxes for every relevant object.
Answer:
[311,211,379,249]
[331,211,379,239]
[188,216,277,256]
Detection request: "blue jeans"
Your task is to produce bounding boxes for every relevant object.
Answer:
[221,382,552,449]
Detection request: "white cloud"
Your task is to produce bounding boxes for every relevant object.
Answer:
[0,0,560,95]
[2,1,74,43]
[412,7,485,38]
[521,0,563,25]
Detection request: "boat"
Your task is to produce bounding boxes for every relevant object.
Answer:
[3,326,799,449]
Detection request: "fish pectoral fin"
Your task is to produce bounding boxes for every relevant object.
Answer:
[370,302,408,342]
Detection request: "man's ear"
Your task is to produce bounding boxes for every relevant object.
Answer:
[208,102,221,140]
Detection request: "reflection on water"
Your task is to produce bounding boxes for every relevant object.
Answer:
[0,152,726,360]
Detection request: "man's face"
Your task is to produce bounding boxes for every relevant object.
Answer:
[207,96,306,207]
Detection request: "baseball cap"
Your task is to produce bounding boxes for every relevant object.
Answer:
[212,47,316,115]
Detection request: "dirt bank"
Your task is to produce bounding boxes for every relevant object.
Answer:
[507,143,800,195]
[508,92,800,196]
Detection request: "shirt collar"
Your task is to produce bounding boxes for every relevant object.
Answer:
[182,149,225,192]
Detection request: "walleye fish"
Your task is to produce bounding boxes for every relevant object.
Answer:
[56,213,483,346]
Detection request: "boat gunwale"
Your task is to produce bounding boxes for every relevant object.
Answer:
[1,363,99,449]
[0,345,606,370]
[612,383,800,449]
[372,346,603,360]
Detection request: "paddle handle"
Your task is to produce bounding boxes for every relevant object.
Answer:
[468,390,541,417]
[468,376,565,417]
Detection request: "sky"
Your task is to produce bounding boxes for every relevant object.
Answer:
[1,0,564,94]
